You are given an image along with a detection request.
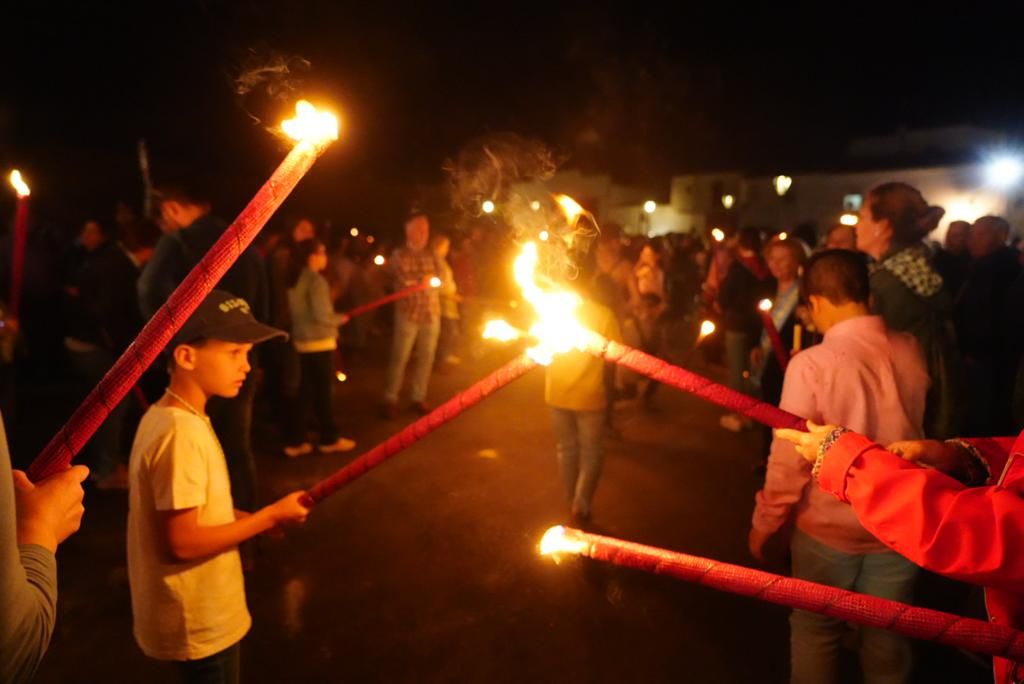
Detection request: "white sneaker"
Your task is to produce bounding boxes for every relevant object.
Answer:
[284,442,314,459]
[320,437,357,453]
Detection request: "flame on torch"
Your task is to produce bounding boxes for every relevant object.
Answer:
[429,276,442,288]
[699,320,716,339]
[374,255,386,266]
[539,526,590,560]
[9,170,30,198]
[512,242,598,365]
[482,319,522,342]
[711,228,725,243]
[758,299,773,313]
[554,195,584,223]
[282,100,339,144]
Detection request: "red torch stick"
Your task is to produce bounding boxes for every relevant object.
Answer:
[757,298,789,372]
[541,526,1024,661]
[27,101,339,482]
[301,353,538,506]
[8,170,30,318]
[342,277,440,321]
[587,333,805,431]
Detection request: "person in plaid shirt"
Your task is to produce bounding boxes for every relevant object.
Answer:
[382,212,441,418]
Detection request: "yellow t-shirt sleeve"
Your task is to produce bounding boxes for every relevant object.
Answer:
[148,428,208,512]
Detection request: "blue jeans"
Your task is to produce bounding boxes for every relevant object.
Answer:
[549,408,606,516]
[789,530,917,684]
[175,643,240,684]
[384,315,440,404]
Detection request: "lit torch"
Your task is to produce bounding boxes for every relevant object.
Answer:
[504,242,805,431]
[28,100,340,481]
[682,319,716,367]
[482,319,523,343]
[540,526,1024,662]
[8,170,30,318]
[757,298,789,372]
[300,353,538,506]
[340,276,441,322]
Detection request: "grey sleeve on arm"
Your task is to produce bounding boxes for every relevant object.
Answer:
[0,417,58,684]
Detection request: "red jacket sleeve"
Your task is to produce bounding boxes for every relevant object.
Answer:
[817,432,1024,594]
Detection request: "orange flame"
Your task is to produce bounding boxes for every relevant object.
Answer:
[512,242,600,365]
[554,194,584,222]
[281,100,339,144]
[9,170,30,198]
[539,526,589,557]
[482,319,522,343]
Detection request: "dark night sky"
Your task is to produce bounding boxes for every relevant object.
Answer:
[3,2,1024,236]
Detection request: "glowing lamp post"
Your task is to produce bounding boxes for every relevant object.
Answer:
[986,156,1024,188]
[773,175,793,196]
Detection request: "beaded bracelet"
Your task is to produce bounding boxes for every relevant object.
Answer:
[944,438,992,487]
[812,427,849,480]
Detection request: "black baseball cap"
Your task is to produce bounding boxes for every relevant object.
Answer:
[171,290,287,347]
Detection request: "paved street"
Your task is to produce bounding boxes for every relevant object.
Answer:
[23,345,988,683]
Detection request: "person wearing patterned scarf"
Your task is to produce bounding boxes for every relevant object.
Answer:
[856,182,963,439]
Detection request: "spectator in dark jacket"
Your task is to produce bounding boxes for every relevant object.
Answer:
[856,181,961,439]
[718,227,771,432]
[932,220,970,298]
[63,219,141,489]
[955,216,1021,435]
[137,184,268,513]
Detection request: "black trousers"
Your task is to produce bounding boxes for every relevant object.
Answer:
[286,351,340,446]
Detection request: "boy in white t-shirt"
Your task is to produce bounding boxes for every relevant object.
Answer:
[127,290,311,684]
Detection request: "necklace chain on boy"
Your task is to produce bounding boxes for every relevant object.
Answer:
[165,389,202,417]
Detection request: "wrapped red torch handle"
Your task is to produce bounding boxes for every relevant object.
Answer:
[542,526,1024,662]
[591,334,805,431]
[27,102,338,482]
[341,277,440,321]
[301,353,538,506]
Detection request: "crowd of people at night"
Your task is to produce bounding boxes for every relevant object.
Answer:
[4,177,1024,684]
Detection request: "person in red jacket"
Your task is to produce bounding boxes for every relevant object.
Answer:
[776,421,1023,683]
